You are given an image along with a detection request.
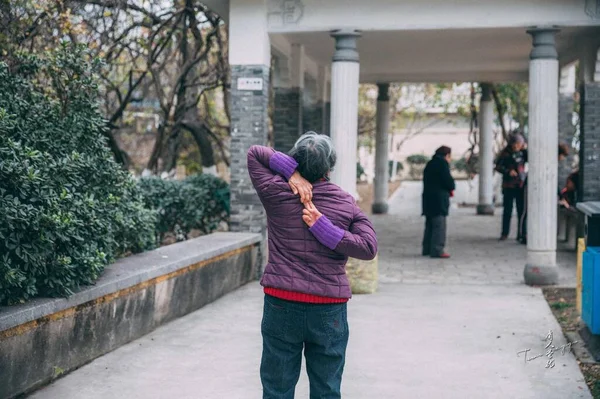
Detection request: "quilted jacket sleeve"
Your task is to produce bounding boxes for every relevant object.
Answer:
[247,145,298,196]
[309,204,378,260]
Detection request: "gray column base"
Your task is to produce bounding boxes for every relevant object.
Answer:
[523,264,559,286]
[372,202,389,214]
[476,204,495,215]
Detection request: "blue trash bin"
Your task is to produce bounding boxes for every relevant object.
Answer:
[582,247,600,334]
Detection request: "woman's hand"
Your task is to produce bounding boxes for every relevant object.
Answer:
[289,171,312,203]
[302,201,322,227]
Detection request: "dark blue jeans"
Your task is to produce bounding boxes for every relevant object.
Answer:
[260,295,349,399]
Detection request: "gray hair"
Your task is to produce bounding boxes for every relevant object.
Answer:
[288,132,337,183]
[509,132,525,146]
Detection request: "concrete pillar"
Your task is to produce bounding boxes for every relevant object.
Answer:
[329,29,361,198]
[524,27,560,286]
[391,158,399,182]
[228,0,270,238]
[372,83,391,214]
[477,83,494,215]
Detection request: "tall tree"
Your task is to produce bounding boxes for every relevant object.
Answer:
[1,0,231,172]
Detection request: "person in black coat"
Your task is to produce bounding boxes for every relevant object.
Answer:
[422,146,456,258]
[518,143,570,245]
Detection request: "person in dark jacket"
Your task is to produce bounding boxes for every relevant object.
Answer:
[559,170,579,209]
[518,143,570,244]
[422,146,455,259]
[247,132,378,399]
[495,133,527,241]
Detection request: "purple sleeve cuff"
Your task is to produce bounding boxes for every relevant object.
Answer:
[269,152,298,180]
[309,215,345,250]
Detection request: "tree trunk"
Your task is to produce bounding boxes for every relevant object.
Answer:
[162,127,183,172]
[182,120,216,167]
[103,127,131,168]
[491,85,508,141]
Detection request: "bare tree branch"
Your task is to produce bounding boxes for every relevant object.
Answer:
[491,85,509,141]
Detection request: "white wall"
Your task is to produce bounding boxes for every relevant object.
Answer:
[229,0,270,65]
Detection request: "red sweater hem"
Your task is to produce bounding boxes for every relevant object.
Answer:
[264,287,349,304]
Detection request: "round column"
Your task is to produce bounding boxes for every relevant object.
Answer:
[477,83,495,215]
[524,27,560,286]
[329,30,361,198]
[373,83,391,214]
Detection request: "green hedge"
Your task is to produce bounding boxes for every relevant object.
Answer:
[406,154,430,165]
[451,157,470,173]
[138,174,230,243]
[0,45,156,305]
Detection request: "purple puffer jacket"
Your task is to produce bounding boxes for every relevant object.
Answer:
[248,145,378,299]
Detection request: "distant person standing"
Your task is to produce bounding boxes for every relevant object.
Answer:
[559,170,579,209]
[518,143,570,244]
[422,146,455,259]
[495,133,527,241]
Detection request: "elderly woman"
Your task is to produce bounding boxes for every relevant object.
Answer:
[421,145,455,258]
[247,132,378,399]
[495,133,527,241]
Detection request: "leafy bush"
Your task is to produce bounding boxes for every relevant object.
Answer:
[0,45,156,305]
[138,174,230,242]
[406,154,430,165]
[405,154,430,180]
[452,157,469,172]
[451,156,478,176]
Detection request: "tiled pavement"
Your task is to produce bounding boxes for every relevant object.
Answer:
[375,181,577,287]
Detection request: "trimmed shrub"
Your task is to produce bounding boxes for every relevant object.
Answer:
[451,157,468,172]
[138,174,230,242]
[406,154,430,180]
[451,156,478,178]
[0,45,156,305]
[406,154,429,165]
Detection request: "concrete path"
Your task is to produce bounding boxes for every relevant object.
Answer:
[381,181,577,286]
[33,181,590,399]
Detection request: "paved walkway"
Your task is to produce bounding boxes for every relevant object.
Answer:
[380,181,577,286]
[33,182,590,399]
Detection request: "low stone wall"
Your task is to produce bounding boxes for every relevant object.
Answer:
[0,232,261,399]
